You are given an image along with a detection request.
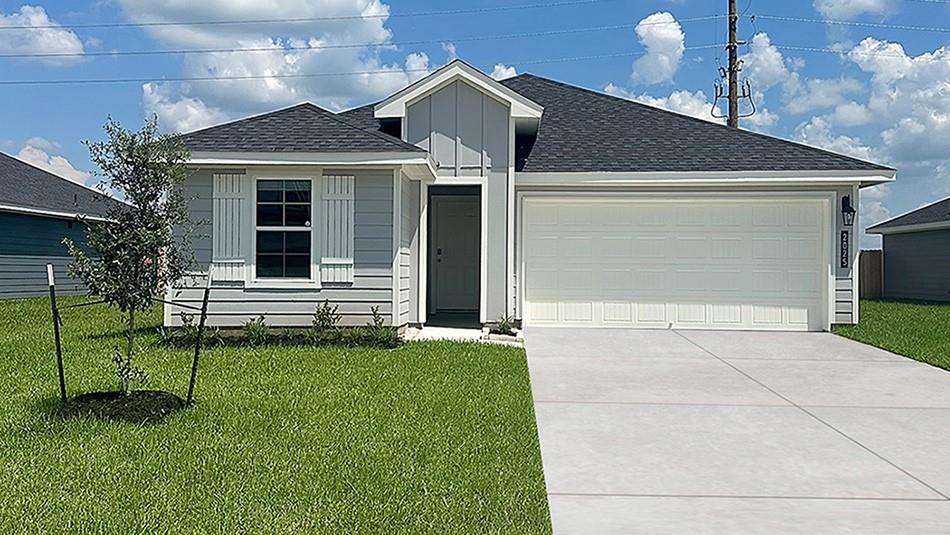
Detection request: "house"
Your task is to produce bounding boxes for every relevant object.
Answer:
[867,196,950,302]
[166,60,895,332]
[0,151,113,299]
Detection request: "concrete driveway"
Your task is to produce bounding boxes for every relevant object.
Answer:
[525,328,950,534]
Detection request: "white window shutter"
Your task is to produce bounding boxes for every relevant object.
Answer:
[321,175,355,283]
[211,172,248,282]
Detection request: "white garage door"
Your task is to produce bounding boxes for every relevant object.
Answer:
[522,198,829,331]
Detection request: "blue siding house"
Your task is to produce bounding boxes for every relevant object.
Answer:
[0,152,114,299]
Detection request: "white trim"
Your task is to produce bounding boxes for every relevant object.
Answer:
[391,169,401,327]
[515,170,896,187]
[870,220,950,235]
[428,176,486,186]
[418,181,428,324]
[249,172,320,287]
[506,114,516,319]
[374,60,543,119]
[479,180,488,324]
[0,203,111,222]
[852,184,860,323]
[189,152,437,180]
[515,191,836,332]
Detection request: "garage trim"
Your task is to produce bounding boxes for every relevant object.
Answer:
[515,190,836,331]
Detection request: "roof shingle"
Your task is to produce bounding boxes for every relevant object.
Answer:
[868,196,950,232]
[498,74,893,174]
[0,152,115,218]
[183,102,424,153]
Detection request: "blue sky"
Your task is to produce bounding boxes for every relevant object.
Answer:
[1,0,949,245]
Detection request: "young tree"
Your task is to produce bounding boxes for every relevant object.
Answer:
[65,116,197,395]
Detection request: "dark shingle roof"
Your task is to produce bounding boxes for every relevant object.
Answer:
[183,102,424,153]
[498,74,893,173]
[868,197,950,233]
[0,152,115,218]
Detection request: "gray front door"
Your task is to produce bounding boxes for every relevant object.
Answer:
[432,195,480,312]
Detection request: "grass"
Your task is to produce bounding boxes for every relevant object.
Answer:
[0,297,551,534]
[833,299,950,371]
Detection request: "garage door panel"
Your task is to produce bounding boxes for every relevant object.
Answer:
[523,199,827,331]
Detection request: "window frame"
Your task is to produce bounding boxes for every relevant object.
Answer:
[250,174,320,287]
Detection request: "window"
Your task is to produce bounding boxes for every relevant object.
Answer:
[255,179,312,278]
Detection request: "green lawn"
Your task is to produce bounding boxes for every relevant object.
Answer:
[833,299,950,371]
[0,297,551,534]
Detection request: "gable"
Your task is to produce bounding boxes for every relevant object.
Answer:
[405,80,509,176]
[374,59,542,120]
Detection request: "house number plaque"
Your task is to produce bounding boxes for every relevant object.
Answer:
[840,231,849,268]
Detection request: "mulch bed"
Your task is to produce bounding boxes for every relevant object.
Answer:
[57,390,187,425]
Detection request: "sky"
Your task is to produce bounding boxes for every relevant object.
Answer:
[1,0,949,246]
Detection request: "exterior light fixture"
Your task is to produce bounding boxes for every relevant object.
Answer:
[841,195,856,227]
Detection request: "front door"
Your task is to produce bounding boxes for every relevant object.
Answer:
[432,195,480,312]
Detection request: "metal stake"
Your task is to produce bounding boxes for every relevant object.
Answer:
[47,264,67,403]
[186,268,213,405]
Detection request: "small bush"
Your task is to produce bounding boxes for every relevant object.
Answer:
[346,306,402,349]
[310,300,342,345]
[242,316,269,346]
[492,315,516,336]
[157,313,223,348]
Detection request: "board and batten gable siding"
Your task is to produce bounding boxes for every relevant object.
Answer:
[882,229,950,302]
[0,211,89,298]
[406,79,511,321]
[167,167,399,327]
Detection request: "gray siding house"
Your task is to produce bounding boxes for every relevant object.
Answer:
[167,60,895,332]
[0,152,113,298]
[868,196,950,302]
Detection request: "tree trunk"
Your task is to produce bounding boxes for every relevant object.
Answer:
[123,309,135,395]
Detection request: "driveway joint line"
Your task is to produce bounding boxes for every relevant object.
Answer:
[534,400,791,408]
[547,492,950,502]
[674,330,950,501]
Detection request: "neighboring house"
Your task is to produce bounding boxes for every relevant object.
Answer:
[166,59,895,332]
[867,196,950,302]
[0,152,113,299]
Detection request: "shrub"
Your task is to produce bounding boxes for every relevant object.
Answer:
[157,313,223,348]
[492,315,516,336]
[347,306,402,349]
[242,316,269,346]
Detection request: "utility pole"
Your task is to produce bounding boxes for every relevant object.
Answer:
[727,0,739,128]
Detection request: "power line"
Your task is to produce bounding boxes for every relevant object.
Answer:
[0,45,724,86]
[0,16,724,59]
[755,14,950,34]
[0,0,620,31]
[773,43,947,60]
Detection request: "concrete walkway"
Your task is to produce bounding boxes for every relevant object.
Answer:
[525,328,950,534]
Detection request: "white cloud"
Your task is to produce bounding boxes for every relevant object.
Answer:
[828,101,872,126]
[795,115,880,162]
[813,0,898,19]
[117,0,431,115]
[441,42,458,62]
[490,63,518,80]
[785,77,864,114]
[0,5,84,65]
[16,141,90,184]
[848,38,950,162]
[142,83,230,133]
[605,83,722,123]
[631,12,684,85]
[740,33,792,92]
[404,52,431,83]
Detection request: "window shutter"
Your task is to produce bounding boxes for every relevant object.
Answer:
[212,172,248,282]
[321,175,355,283]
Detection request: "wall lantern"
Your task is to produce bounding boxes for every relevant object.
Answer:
[841,195,856,227]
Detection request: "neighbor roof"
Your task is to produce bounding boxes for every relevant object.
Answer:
[183,102,424,153]
[0,152,115,219]
[497,74,893,174]
[868,196,950,234]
